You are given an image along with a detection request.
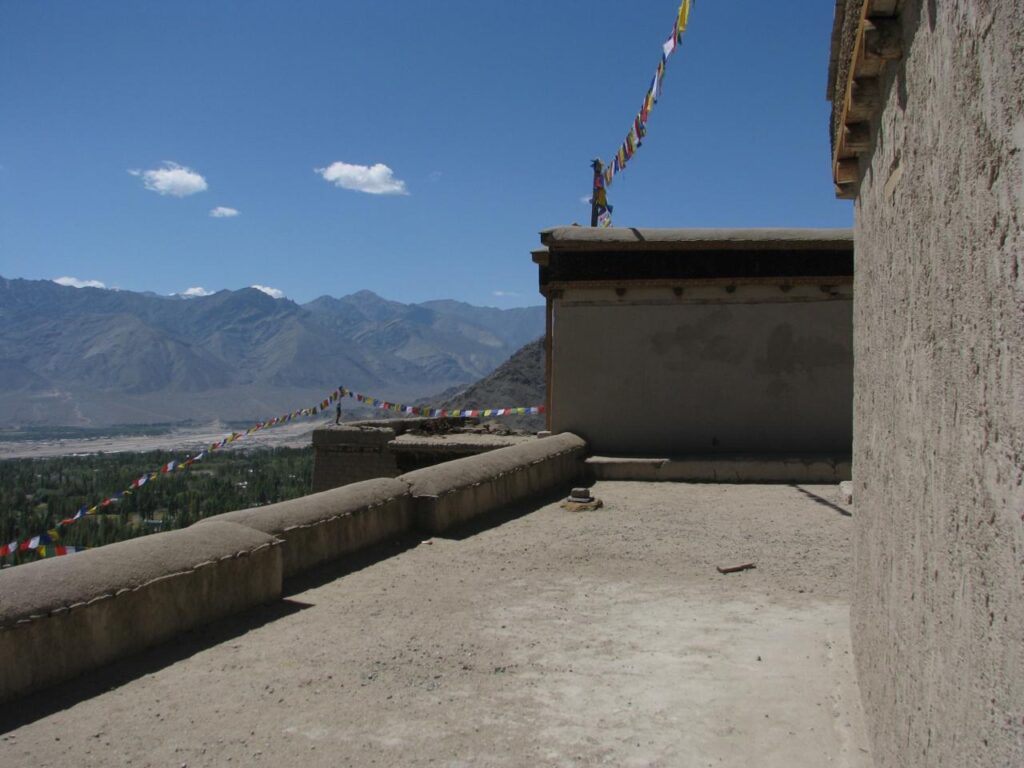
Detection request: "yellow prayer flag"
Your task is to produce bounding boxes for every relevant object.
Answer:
[676,0,691,37]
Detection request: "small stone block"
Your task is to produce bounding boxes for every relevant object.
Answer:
[838,481,853,505]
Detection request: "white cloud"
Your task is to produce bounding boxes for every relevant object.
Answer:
[251,284,285,299]
[580,195,593,205]
[315,161,408,195]
[180,286,214,298]
[128,161,208,197]
[209,206,239,218]
[53,276,106,289]
[492,290,522,298]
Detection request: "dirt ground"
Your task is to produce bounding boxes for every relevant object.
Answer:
[0,482,872,767]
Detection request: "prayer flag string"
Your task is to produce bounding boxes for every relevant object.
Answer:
[592,0,693,226]
[336,385,543,421]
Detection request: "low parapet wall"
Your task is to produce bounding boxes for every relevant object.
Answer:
[0,521,282,703]
[197,478,412,578]
[0,433,587,703]
[401,433,587,533]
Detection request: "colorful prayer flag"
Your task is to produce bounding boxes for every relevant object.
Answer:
[599,1,691,192]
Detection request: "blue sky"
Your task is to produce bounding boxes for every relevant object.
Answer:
[0,1,850,308]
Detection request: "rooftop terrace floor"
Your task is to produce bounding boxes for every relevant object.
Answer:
[1,482,872,767]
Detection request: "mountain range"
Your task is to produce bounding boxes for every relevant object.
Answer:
[0,277,544,427]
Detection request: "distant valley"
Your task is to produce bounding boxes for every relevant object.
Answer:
[0,277,544,427]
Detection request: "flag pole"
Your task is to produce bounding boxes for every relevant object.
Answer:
[589,158,603,227]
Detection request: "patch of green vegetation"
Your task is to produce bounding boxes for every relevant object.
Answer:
[0,447,314,566]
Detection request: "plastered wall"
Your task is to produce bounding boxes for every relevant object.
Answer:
[850,2,1024,765]
[550,285,853,456]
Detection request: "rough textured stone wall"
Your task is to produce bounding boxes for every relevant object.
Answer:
[851,1,1024,765]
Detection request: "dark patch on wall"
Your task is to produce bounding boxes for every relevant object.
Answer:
[754,325,850,377]
[649,309,747,367]
[765,378,795,399]
[700,335,749,365]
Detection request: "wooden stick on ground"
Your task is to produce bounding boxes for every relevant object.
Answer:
[716,562,756,574]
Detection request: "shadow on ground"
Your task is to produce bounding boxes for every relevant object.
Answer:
[0,598,312,733]
[791,484,851,517]
[3,537,427,730]
[282,534,421,597]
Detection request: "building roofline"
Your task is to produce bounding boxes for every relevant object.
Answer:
[827,0,902,198]
[539,227,853,252]
[827,0,850,99]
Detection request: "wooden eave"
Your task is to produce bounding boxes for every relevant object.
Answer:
[832,0,903,199]
[540,275,854,297]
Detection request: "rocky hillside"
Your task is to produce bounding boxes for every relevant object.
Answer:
[435,337,546,431]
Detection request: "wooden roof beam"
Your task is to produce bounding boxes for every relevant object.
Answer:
[836,159,861,186]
